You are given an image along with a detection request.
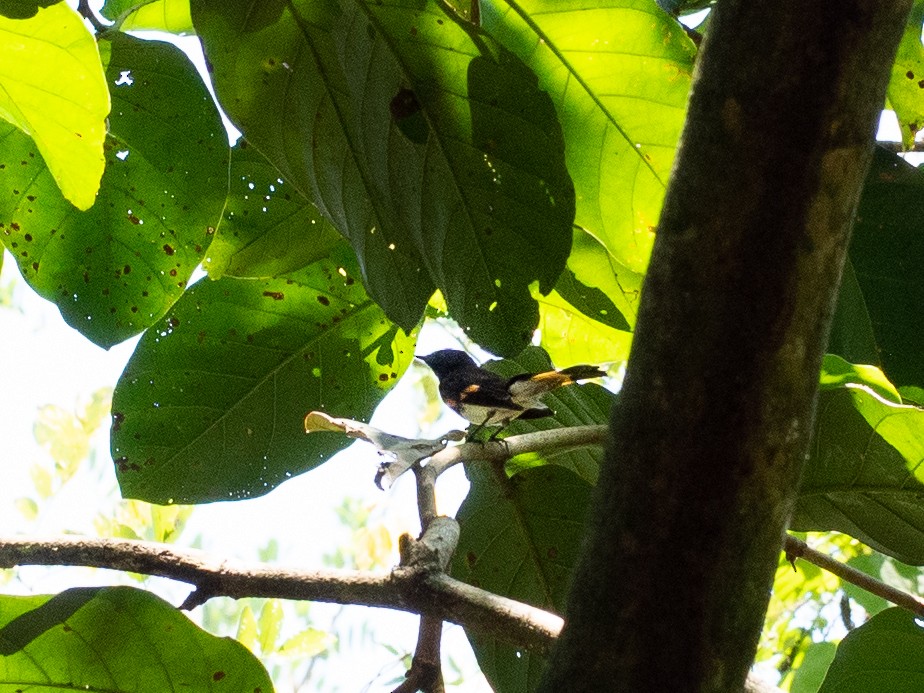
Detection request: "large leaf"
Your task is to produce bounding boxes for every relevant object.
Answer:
[568,227,645,330]
[481,0,696,273]
[534,276,633,371]
[204,141,342,279]
[0,34,227,346]
[451,463,592,693]
[886,0,924,148]
[101,0,194,34]
[830,147,924,389]
[794,382,924,564]
[482,346,614,484]
[0,0,60,19]
[818,608,924,692]
[0,2,108,209]
[192,0,575,356]
[0,587,273,691]
[111,253,415,504]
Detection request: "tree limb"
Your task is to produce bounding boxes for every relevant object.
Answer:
[15,533,918,693]
[543,2,914,691]
[0,536,561,653]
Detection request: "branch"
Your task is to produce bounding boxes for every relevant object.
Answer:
[543,1,913,690]
[784,535,924,617]
[0,535,561,654]
[425,425,608,478]
[76,0,105,32]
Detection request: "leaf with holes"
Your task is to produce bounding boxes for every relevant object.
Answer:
[112,254,415,504]
[205,141,342,279]
[0,587,272,691]
[481,0,696,273]
[0,3,108,208]
[886,1,924,148]
[192,0,574,356]
[451,463,591,692]
[0,33,227,347]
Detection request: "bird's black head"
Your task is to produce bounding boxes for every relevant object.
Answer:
[418,349,477,379]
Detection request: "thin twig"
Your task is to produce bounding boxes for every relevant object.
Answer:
[76,0,105,32]
[783,535,924,616]
[426,425,608,478]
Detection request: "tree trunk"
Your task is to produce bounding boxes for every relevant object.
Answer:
[541,2,912,691]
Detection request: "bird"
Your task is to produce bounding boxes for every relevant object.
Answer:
[418,349,606,437]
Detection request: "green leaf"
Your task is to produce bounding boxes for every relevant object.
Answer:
[791,641,837,693]
[552,268,630,333]
[828,258,880,368]
[257,599,283,654]
[794,384,924,564]
[535,279,633,370]
[483,346,614,484]
[192,0,575,356]
[0,33,227,346]
[451,463,592,692]
[820,354,901,404]
[841,554,890,616]
[102,0,194,34]
[481,0,696,273]
[0,587,273,691]
[819,608,924,692]
[830,147,924,389]
[111,254,415,504]
[205,141,342,279]
[886,0,924,148]
[0,0,59,19]
[0,3,108,209]
[568,227,645,330]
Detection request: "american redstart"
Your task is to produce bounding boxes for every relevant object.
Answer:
[419,349,606,436]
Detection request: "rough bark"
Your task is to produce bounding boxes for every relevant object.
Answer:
[541,2,912,691]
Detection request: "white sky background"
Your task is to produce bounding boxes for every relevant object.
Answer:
[0,3,917,689]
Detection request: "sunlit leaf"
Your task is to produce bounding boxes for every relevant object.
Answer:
[0,587,273,691]
[258,599,283,655]
[192,0,575,356]
[0,3,108,209]
[205,142,342,280]
[534,284,632,369]
[13,497,37,521]
[886,1,924,148]
[235,604,259,653]
[0,33,227,346]
[820,354,901,404]
[568,227,645,330]
[111,255,416,504]
[481,0,695,273]
[102,0,194,34]
[278,627,334,657]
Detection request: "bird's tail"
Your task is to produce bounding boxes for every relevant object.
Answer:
[556,364,608,381]
[507,364,606,403]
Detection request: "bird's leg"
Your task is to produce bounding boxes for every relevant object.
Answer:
[465,411,498,442]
